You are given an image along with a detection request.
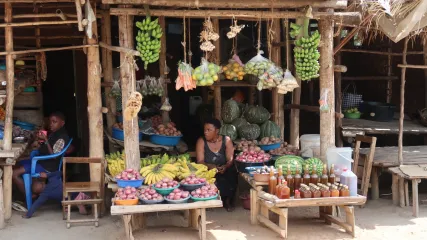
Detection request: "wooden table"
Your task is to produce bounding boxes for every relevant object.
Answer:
[111,199,223,240]
[241,173,366,238]
[341,118,427,137]
[388,167,427,217]
[359,146,427,200]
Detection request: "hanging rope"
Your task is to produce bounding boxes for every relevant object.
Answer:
[188,18,192,66]
[183,16,187,63]
[257,18,261,53]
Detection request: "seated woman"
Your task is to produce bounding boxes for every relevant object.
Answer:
[13,112,70,195]
[196,118,237,212]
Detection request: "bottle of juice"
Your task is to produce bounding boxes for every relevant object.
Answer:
[276,178,283,198]
[303,164,311,185]
[278,181,290,199]
[321,186,331,197]
[340,186,350,197]
[339,168,358,196]
[268,167,277,195]
[286,164,294,195]
[294,190,301,199]
[331,185,339,197]
[294,164,302,192]
[310,165,319,184]
[321,164,328,184]
[311,186,321,198]
[277,166,284,184]
[329,164,336,184]
[301,185,312,198]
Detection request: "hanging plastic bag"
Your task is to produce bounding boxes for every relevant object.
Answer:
[176,61,196,91]
[258,64,284,90]
[136,80,143,95]
[319,88,329,111]
[244,50,272,77]
[232,54,244,66]
[193,58,220,86]
[223,57,245,81]
[109,80,121,97]
[157,77,165,97]
[164,61,170,75]
[141,77,149,96]
[277,69,299,94]
[160,98,172,111]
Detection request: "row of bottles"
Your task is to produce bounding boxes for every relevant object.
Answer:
[269,164,337,197]
[298,183,350,198]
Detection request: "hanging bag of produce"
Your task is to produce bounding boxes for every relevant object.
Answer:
[136,80,143,95]
[244,50,271,78]
[157,77,164,97]
[258,64,284,90]
[176,61,196,91]
[342,82,362,111]
[109,80,121,97]
[192,58,220,86]
[141,76,149,96]
[277,69,299,95]
[160,98,172,112]
[223,54,245,81]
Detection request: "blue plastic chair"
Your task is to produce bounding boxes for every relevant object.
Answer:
[23,139,73,210]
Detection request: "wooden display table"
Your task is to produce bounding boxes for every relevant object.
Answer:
[388,166,427,217]
[111,199,223,240]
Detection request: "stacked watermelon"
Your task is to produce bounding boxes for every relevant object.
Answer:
[305,157,324,174]
[274,155,304,175]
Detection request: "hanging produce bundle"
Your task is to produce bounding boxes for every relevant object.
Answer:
[244,51,271,77]
[140,76,164,97]
[199,18,219,52]
[276,69,300,94]
[109,80,121,97]
[135,17,163,70]
[257,64,284,90]
[192,58,220,86]
[289,23,302,38]
[223,59,245,81]
[176,61,196,91]
[294,30,321,81]
[227,19,245,39]
[123,91,143,120]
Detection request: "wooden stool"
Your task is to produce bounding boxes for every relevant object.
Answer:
[389,167,424,217]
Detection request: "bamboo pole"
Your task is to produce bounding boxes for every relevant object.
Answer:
[398,38,409,166]
[100,4,117,153]
[0,44,95,56]
[212,18,221,120]
[119,12,140,170]
[35,6,42,89]
[397,64,427,69]
[387,47,393,103]
[103,0,349,9]
[270,19,283,139]
[319,15,335,162]
[86,2,103,187]
[159,16,169,124]
[0,35,84,40]
[334,35,343,147]
[109,8,360,23]
[0,20,78,28]
[3,2,14,221]
[289,18,304,148]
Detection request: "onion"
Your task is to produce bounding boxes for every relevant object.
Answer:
[125,189,132,195]
[131,187,136,193]
[126,168,134,173]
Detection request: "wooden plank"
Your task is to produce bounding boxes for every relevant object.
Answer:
[340,48,424,56]
[278,208,288,239]
[405,181,409,207]
[412,179,419,217]
[104,0,349,9]
[342,76,398,81]
[398,64,427,69]
[341,118,427,135]
[257,215,287,238]
[371,167,379,200]
[319,17,335,162]
[62,199,103,205]
[321,213,352,233]
[122,215,134,240]
[199,208,206,240]
[344,206,355,237]
[361,146,427,167]
[110,200,223,215]
[0,180,4,229]
[273,196,366,208]
[0,44,95,56]
[399,178,405,208]
[0,20,78,28]
[212,81,256,87]
[250,188,258,225]
[392,174,399,205]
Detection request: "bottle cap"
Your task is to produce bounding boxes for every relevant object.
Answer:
[342,167,348,172]
[295,190,300,194]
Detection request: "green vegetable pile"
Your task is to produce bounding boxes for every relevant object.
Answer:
[135,16,163,70]
[294,30,320,81]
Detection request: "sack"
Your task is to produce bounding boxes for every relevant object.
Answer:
[109,80,121,97]
[244,50,271,77]
[342,83,362,111]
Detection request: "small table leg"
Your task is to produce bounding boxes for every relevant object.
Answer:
[123,215,134,240]
[250,189,258,225]
[404,181,409,207]
[412,179,419,217]
[371,167,380,200]
[0,180,5,229]
[344,206,355,237]
[198,208,206,240]
[399,177,405,208]
[392,174,399,205]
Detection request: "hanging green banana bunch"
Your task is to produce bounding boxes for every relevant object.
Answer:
[135,16,163,70]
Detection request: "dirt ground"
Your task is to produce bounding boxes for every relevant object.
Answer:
[1,197,427,240]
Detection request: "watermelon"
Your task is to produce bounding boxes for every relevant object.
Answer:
[220,124,237,141]
[259,121,281,139]
[238,124,260,140]
[304,157,324,174]
[222,99,240,123]
[275,155,304,175]
[244,105,271,124]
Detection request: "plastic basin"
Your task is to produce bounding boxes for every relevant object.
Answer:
[116,179,144,188]
[258,142,281,151]
[139,197,164,205]
[180,183,205,191]
[153,184,180,196]
[164,196,190,204]
[191,193,218,202]
[344,112,361,119]
[150,134,182,146]
[112,127,143,141]
[13,120,35,131]
[114,198,139,206]
[234,159,272,173]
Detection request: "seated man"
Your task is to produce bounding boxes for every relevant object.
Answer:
[12,111,70,195]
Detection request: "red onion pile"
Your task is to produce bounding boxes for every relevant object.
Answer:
[117,186,138,200]
[180,174,206,185]
[115,168,143,181]
[138,186,164,201]
[190,184,218,199]
[235,147,270,163]
[155,178,179,189]
[166,188,190,200]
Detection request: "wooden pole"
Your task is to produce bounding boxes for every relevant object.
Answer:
[270,19,284,139]
[340,48,424,56]
[398,38,409,166]
[0,44,95,56]
[212,18,221,120]
[289,18,304,148]
[86,3,104,184]
[3,2,14,220]
[333,15,371,55]
[0,179,4,229]
[109,8,360,23]
[99,41,140,56]
[386,46,393,103]
[104,0,348,9]
[319,16,336,162]
[119,12,140,170]
[334,35,343,147]
[158,16,169,124]
[100,5,117,153]
[35,6,42,90]
[0,20,79,28]
[423,40,427,107]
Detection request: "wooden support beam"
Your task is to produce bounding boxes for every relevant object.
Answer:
[0,180,4,229]
[3,2,14,220]
[386,47,393,103]
[270,19,283,139]
[285,104,343,119]
[340,48,424,56]
[86,2,103,187]
[424,40,427,107]
[398,64,427,69]
[0,35,84,40]
[100,4,116,153]
[319,15,335,162]
[334,65,347,73]
[103,0,349,9]
[342,76,398,81]
[110,8,360,23]
[119,11,140,170]
[0,44,95,56]
[74,0,84,31]
[398,38,409,166]
[159,16,168,124]
[99,41,139,56]
[335,36,343,147]
[0,20,78,28]
[212,18,221,121]
[35,6,41,89]
[334,15,371,55]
